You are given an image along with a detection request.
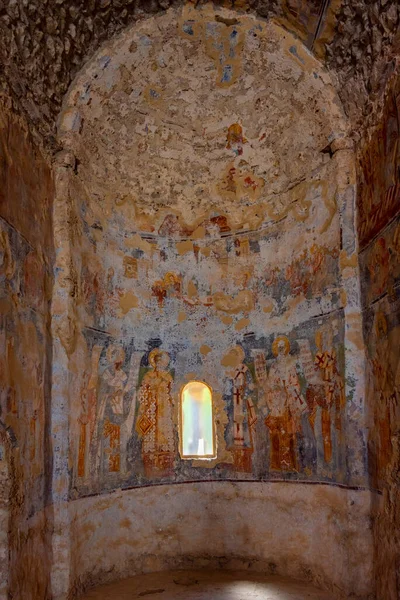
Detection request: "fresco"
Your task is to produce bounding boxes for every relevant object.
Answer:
[279,0,327,42]
[358,78,400,491]
[70,308,350,496]
[60,4,347,238]
[56,4,364,501]
[72,155,343,341]
[0,227,47,476]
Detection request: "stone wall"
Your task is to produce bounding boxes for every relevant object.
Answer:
[357,67,400,600]
[0,105,54,600]
[0,0,399,144]
[1,2,398,599]
[326,0,400,128]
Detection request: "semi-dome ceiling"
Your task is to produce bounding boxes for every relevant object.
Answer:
[0,0,399,144]
[60,4,346,236]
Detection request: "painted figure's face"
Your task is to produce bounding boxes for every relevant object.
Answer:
[107,345,125,369]
[150,350,170,370]
[123,258,137,278]
[277,340,286,355]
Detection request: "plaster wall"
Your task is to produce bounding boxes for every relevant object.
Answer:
[68,481,373,600]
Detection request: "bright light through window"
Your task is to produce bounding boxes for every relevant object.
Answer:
[181,381,215,458]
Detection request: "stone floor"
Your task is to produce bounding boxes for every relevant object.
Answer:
[80,570,336,599]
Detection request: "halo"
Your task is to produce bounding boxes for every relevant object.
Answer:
[272,335,290,357]
[149,349,170,369]
[164,271,180,286]
[233,345,245,362]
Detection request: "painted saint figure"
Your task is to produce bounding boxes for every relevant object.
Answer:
[265,336,306,471]
[311,328,345,464]
[82,343,142,478]
[227,345,257,472]
[136,349,175,477]
[226,123,247,156]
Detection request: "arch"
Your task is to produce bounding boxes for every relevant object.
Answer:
[181,381,215,459]
[52,5,368,598]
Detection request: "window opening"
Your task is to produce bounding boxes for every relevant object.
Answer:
[181,381,215,458]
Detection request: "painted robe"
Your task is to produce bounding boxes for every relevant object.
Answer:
[265,356,305,471]
[137,368,175,477]
[312,349,345,464]
[230,363,257,472]
[97,361,139,474]
[82,347,142,478]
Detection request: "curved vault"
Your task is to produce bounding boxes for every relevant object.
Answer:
[60,4,347,236]
[52,4,369,598]
[56,0,364,491]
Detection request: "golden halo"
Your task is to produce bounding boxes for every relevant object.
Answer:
[272,335,290,357]
[233,345,245,362]
[164,271,180,286]
[149,348,170,369]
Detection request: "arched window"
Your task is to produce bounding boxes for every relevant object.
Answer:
[181,381,215,459]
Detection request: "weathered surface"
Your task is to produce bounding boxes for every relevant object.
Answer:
[44,8,371,599]
[53,6,365,496]
[0,106,54,599]
[0,0,330,144]
[0,430,11,600]
[357,68,400,600]
[326,1,400,128]
[69,482,373,599]
[0,0,399,144]
[0,1,398,599]
[61,4,347,235]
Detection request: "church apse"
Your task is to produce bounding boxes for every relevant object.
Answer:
[55,4,366,500]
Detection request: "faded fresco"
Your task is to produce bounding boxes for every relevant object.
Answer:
[277,0,328,45]
[71,309,347,494]
[360,213,400,308]
[0,109,54,600]
[55,4,364,499]
[60,4,347,238]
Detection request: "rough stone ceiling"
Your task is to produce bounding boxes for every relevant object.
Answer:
[61,6,346,235]
[0,0,399,147]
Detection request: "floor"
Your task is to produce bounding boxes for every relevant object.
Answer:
[80,570,336,600]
